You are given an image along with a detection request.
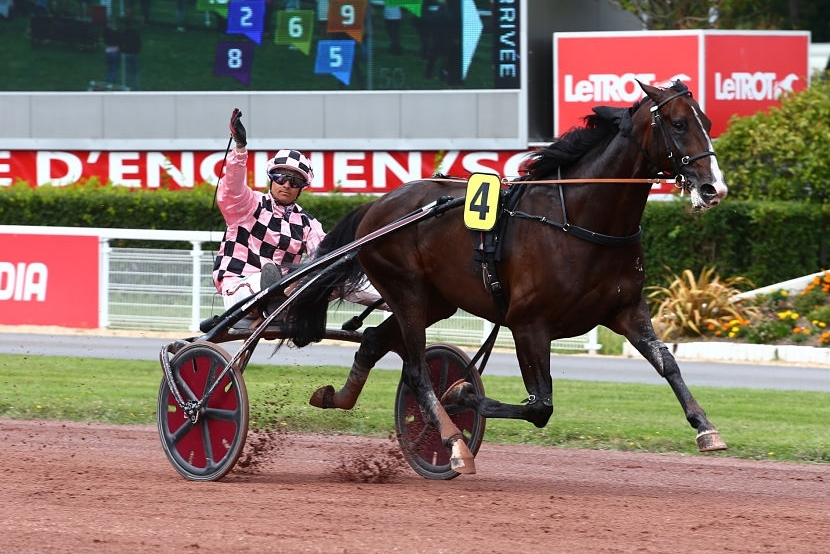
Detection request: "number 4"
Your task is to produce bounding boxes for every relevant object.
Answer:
[464,173,501,231]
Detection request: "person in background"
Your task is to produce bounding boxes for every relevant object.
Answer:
[103,22,120,84]
[139,0,150,24]
[175,0,187,31]
[383,4,403,55]
[120,18,141,90]
[77,0,90,19]
[33,0,49,16]
[316,0,328,38]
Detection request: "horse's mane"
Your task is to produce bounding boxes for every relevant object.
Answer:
[525,80,689,179]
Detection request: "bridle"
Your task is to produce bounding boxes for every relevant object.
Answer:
[647,89,717,192]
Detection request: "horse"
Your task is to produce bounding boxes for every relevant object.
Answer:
[288,80,729,474]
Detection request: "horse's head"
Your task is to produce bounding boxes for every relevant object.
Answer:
[638,80,728,211]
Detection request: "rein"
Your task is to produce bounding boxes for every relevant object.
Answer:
[424,177,649,247]
[426,177,669,185]
[511,178,669,185]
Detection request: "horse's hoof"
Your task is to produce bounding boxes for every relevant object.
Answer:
[440,379,473,405]
[449,439,476,475]
[696,429,728,451]
[309,385,336,408]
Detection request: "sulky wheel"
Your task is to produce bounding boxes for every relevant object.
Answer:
[157,342,249,481]
[394,343,486,480]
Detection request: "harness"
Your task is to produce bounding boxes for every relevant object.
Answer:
[472,184,522,316]
[508,170,643,247]
[472,177,643,317]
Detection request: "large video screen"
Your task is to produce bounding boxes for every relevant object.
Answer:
[6,0,520,91]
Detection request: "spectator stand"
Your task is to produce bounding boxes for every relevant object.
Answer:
[29,1,106,50]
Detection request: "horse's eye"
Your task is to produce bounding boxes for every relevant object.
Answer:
[672,121,686,131]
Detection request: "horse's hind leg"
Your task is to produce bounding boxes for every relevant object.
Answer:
[309,324,392,409]
[631,336,727,451]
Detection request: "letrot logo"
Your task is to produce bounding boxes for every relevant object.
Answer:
[0,262,48,301]
[714,72,800,101]
[563,73,692,103]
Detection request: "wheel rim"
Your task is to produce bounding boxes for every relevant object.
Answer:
[157,342,249,481]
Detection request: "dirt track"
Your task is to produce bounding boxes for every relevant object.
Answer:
[1,418,828,554]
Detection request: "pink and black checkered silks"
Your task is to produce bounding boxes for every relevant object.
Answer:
[213,196,321,282]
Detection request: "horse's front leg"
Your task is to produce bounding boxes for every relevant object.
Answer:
[615,303,728,451]
[631,335,727,451]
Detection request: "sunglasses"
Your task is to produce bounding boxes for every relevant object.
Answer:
[268,172,308,189]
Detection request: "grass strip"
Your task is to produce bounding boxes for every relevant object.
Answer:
[0,353,827,464]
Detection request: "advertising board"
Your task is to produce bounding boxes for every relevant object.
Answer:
[3,149,529,192]
[703,32,810,136]
[0,234,99,328]
[554,31,810,137]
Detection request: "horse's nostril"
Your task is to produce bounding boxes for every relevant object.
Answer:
[700,183,717,198]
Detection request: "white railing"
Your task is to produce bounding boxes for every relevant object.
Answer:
[1,226,599,352]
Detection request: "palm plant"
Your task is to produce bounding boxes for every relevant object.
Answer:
[646,266,758,341]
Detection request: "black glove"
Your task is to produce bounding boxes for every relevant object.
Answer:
[229,108,246,148]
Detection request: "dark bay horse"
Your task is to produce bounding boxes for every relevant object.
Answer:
[290,80,728,474]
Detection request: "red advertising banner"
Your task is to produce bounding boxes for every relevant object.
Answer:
[0,234,99,328]
[554,32,701,138]
[554,31,810,137]
[704,32,809,136]
[0,149,678,196]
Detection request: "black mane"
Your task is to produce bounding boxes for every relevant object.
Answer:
[525,80,689,179]
[523,113,621,179]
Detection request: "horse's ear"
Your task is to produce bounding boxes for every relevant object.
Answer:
[637,80,660,101]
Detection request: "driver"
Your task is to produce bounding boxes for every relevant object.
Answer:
[212,108,383,318]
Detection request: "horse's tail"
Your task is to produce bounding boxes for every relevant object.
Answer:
[285,201,376,348]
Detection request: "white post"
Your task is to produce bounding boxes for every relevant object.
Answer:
[99,238,111,329]
[585,326,601,355]
[190,241,202,332]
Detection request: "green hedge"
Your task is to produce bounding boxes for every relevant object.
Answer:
[0,181,375,231]
[1,182,826,288]
[0,181,376,249]
[642,199,827,287]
